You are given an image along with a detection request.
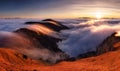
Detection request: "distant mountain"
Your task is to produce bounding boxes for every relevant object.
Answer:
[25,19,69,32]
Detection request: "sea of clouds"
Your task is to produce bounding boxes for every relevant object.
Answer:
[58,19,120,57]
[0,18,120,58]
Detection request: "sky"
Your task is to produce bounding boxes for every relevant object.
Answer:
[0,0,120,18]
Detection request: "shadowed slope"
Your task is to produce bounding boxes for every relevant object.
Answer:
[14,28,62,52]
[78,32,120,59]
[97,32,120,55]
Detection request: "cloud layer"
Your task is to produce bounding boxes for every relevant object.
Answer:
[58,19,120,57]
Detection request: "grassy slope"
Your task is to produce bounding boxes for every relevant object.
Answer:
[0,47,120,71]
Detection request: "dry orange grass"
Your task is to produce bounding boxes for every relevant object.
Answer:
[0,47,120,71]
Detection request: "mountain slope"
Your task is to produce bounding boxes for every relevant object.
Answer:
[1,47,120,71]
[0,48,46,71]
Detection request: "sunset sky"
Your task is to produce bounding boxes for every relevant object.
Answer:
[0,0,120,18]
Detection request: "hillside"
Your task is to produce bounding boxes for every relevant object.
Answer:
[0,46,120,71]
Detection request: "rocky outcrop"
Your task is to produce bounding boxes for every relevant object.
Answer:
[96,32,120,55]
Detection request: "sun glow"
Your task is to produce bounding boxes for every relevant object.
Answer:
[94,12,103,19]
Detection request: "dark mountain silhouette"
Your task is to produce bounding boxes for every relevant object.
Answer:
[14,28,62,52]
[25,19,69,32]
[42,19,69,29]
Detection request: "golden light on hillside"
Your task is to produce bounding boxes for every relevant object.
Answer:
[115,31,120,37]
[26,24,54,35]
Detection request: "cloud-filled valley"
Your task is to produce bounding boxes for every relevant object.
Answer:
[58,19,120,57]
